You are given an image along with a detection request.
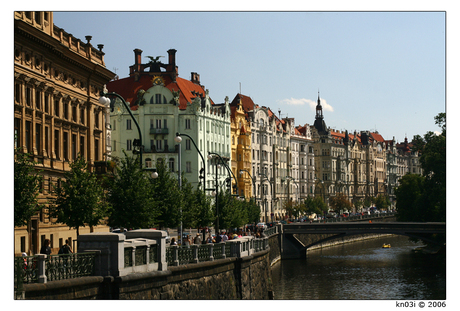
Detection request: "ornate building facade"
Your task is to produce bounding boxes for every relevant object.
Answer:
[107,48,231,193]
[14,11,115,255]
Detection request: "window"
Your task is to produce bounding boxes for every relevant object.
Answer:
[156,139,162,151]
[80,107,85,124]
[186,139,191,150]
[15,83,21,103]
[63,132,68,160]
[26,86,32,106]
[169,158,175,172]
[35,123,41,154]
[127,119,132,130]
[94,111,99,128]
[14,118,20,148]
[156,119,161,129]
[43,126,50,157]
[72,134,77,160]
[80,136,85,158]
[54,130,59,158]
[150,119,154,129]
[186,161,192,173]
[127,139,132,151]
[113,120,116,131]
[35,90,41,110]
[25,121,31,152]
[54,99,59,116]
[164,119,167,129]
[185,119,191,129]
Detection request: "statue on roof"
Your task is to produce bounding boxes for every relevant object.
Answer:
[146,55,164,72]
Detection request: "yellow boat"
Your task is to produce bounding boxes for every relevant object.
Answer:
[382,244,391,248]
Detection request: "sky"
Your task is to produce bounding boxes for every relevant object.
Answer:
[50,9,447,143]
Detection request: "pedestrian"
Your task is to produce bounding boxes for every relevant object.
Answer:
[194,233,202,245]
[222,231,228,242]
[206,234,213,244]
[171,238,177,246]
[58,239,73,254]
[40,239,51,256]
[215,232,222,243]
[185,235,192,248]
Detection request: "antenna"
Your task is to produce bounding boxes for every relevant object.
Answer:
[239,82,241,94]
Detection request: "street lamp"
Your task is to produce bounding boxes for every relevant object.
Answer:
[99,91,143,169]
[175,133,206,191]
[207,152,239,235]
[239,169,256,198]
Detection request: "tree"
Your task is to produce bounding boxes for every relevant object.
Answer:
[50,155,109,236]
[374,194,390,211]
[14,149,43,227]
[329,193,352,214]
[150,158,182,229]
[395,174,425,222]
[283,199,304,219]
[245,198,261,224]
[396,112,446,223]
[107,152,158,229]
[181,176,213,230]
[304,196,327,216]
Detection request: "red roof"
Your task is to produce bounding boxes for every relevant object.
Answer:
[107,74,214,110]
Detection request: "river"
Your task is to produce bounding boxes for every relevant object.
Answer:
[271,235,446,300]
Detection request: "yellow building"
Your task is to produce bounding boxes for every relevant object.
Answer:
[14,12,115,255]
[230,99,252,199]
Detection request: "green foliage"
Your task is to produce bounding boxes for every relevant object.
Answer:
[283,199,305,219]
[181,176,213,229]
[395,112,446,223]
[329,193,352,213]
[107,152,158,229]
[395,174,425,221]
[363,196,373,208]
[150,158,182,229]
[304,196,327,216]
[245,198,261,224]
[50,156,109,235]
[374,194,390,211]
[14,149,43,227]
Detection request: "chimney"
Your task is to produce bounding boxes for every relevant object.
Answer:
[167,49,177,81]
[134,48,143,66]
[167,49,177,68]
[191,72,200,84]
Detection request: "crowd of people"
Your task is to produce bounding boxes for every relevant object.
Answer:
[170,228,265,247]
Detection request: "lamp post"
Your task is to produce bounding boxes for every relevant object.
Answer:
[99,91,143,169]
[258,173,273,222]
[207,152,239,235]
[175,133,206,191]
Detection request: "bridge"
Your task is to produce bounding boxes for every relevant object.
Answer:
[280,222,446,259]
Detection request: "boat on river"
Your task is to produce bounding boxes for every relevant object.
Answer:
[382,244,391,248]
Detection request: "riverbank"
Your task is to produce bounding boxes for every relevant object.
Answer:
[306,233,395,252]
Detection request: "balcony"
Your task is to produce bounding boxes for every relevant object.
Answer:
[150,128,169,135]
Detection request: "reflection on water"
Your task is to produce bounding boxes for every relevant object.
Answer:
[271,236,446,300]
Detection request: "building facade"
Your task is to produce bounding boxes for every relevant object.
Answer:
[107,49,231,194]
[14,11,115,255]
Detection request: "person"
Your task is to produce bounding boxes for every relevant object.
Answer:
[171,238,177,246]
[40,239,51,256]
[58,239,73,254]
[184,235,191,248]
[206,234,213,244]
[221,231,228,242]
[215,232,222,243]
[194,233,202,245]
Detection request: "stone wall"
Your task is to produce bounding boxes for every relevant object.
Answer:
[21,249,272,300]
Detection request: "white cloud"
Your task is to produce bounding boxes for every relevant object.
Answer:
[278,97,334,112]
